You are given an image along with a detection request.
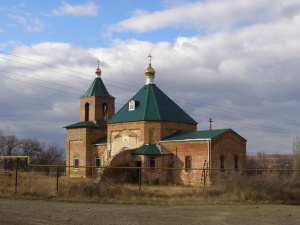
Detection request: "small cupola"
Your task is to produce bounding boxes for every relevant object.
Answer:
[95,60,102,78]
[145,54,155,85]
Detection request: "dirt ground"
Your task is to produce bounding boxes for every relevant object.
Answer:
[0,198,300,225]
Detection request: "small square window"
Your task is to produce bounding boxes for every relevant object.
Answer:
[129,100,135,111]
[95,156,101,168]
[149,158,156,171]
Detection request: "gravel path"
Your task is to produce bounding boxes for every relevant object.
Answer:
[0,198,300,225]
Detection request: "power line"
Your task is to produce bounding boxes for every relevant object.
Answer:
[1,72,296,135]
[0,56,92,82]
[212,120,293,135]
[0,50,140,89]
[189,113,298,134]
[0,69,86,92]
[1,50,300,126]
[168,94,300,125]
[0,56,137,93]
[0,75,126,106]
[0,75,80,96]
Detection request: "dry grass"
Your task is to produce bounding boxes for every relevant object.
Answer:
[0,171,57,198]
[1,171,300,205]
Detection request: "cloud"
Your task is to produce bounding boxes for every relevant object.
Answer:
[7,13,44,31]
[0,41,16,50]
[51,2,98,17]
[1,8,300,153]
[108,0,299,34]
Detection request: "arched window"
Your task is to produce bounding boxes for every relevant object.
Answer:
[85,103,89,121]
[129,100,135,111]
[185,156,191,171]
[234,156,238,170]
[102,103,108,121]
[220,156,225,172]
[74,156,79,170]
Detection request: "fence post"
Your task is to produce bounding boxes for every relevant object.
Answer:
[56,167,59,193]
[15,158,19,194]
[139,167,141,195]
[203,168,206,187]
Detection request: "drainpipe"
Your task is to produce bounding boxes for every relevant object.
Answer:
[207,140,210,178]
[92,145,94,178]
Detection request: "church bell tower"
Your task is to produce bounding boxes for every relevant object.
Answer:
[79,60,115,128]
[65,60,115,178]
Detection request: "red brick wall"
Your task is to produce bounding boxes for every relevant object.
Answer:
[66,127,106,178]
[91,144,107,178]
[210,131,246,183]
[101,150,173,184]
[141,154,173,184]
[79,96,115,126]
[107,121,196,144]
[101,149,136,182]
[159,130,246,184]
[160,141,209,184]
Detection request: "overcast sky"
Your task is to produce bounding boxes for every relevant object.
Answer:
[1,0,300,155]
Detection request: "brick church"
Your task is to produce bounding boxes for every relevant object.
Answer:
[65,55,247,185]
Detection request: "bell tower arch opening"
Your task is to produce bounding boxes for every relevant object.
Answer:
[102,103,108,122]
[85,102,89,121]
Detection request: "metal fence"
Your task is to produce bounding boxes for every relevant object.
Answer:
[1,156,300,194]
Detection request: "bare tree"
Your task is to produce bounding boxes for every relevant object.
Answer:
[272,153,292,170]
[256,151,269,169]
[0,130,5,156]
[19,138,44,171]
[0,131,5,169]
[37,142,64,175]
[292,134,300,170]
[3,134,20,171]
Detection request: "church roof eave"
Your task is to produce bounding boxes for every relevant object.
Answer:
[132,144,162,155]
[64,121,99,129]
[160,129,247,142]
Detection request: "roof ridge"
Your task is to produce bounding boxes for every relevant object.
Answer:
[150,85,162,120]
[143,85,150,119]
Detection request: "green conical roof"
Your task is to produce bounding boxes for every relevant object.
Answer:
[82,78,113,98]
[107,84,197,124]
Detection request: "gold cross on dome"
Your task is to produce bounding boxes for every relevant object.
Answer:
[97,59,100,68]
[148,54,152,65]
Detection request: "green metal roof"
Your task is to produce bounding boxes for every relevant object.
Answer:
[132,144,162,155]
[93,136,107,145]
[161,129,234,141]
[64,121,99,128]
[107,84,197,124]
[82,77,114,98]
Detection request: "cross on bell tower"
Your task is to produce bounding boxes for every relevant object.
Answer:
[209,118,213,130]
